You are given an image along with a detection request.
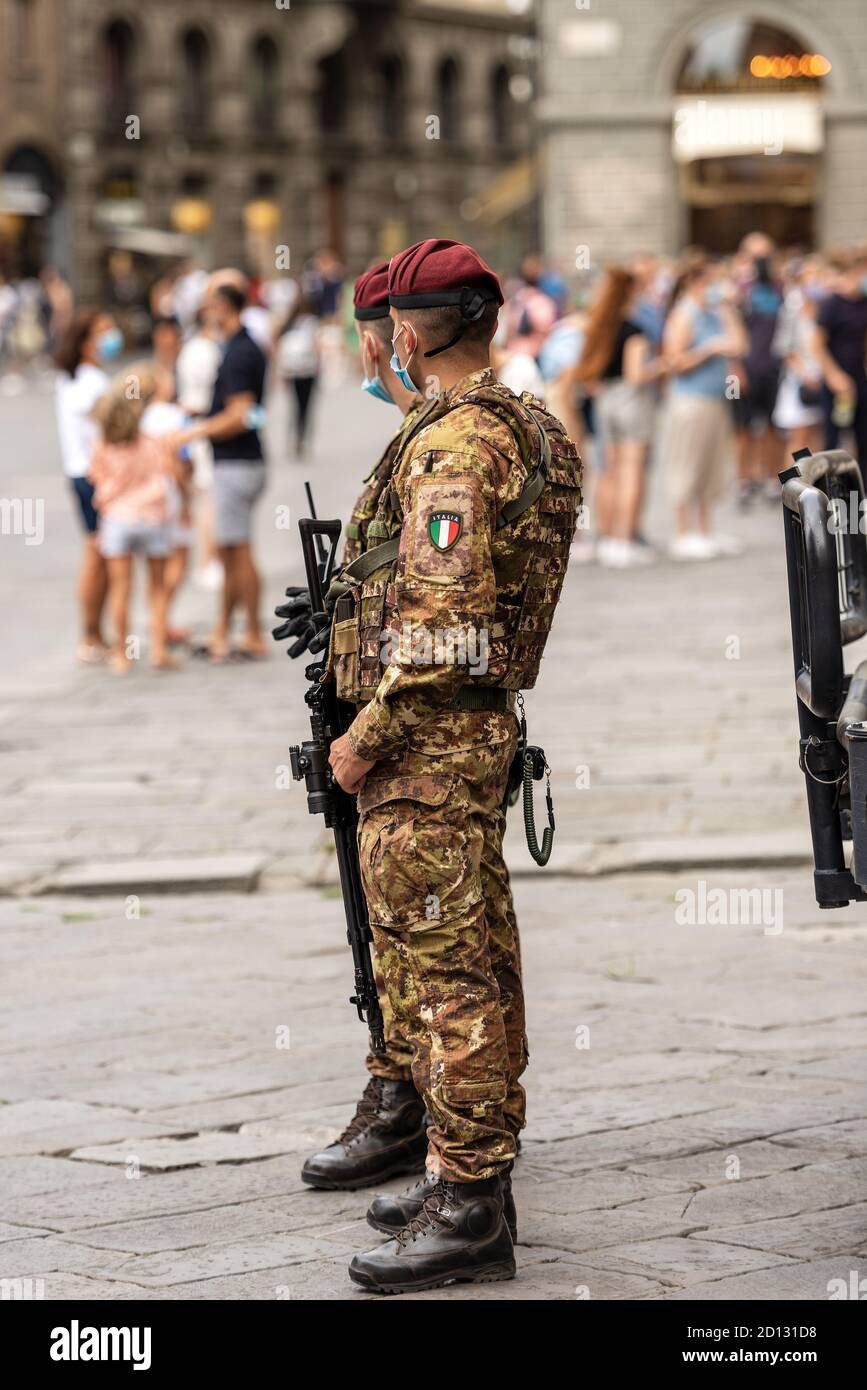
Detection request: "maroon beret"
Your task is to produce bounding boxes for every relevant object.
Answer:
[388,239,503,311]
[353,261,391,320]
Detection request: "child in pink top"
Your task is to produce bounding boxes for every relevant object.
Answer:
[90,371,188,673]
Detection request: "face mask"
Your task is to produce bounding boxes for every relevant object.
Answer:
[361,373,394,405]
[98,327,123,362]
[390,325,416,392]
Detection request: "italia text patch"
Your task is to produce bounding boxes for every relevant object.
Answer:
[428,511,462,551]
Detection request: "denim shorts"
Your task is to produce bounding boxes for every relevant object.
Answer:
[71,477,99,535]
[213,462,266,546]
[99,517,172,559]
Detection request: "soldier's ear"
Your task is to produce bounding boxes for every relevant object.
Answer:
[360,328,374,367]
[403,320,419,358]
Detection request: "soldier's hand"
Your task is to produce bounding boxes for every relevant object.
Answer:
[329,733,375,795]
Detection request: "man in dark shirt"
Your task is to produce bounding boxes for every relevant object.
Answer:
[814,251,867,475]
[175,282,268,659]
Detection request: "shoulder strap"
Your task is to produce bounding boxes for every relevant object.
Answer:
[461,388,552,530]
[341,536,400,584]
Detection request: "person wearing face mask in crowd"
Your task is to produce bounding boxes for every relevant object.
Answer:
[275,265,444,1199]
[55,309,124,664]
[170,281,268,662]
[812,249,867,479]
[311,239,581,1294]
[661,259,748,560]
[771,256,827,458]
[341,262,428,563]
[731,234,784,505]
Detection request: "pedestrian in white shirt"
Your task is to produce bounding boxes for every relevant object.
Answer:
[276,294,320,458]
[55,309,124,663]
[177,310,223,589]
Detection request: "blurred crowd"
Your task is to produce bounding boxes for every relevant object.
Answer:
[495,235,867,567]
[8,229,867,670]
[50,254,356,674]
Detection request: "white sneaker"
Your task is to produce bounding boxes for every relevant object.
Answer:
[597,538,629,568]
[668,532,717,562]
[622,540,655,566]
[707,533,744,557]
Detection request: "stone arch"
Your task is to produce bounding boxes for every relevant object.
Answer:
[648,2,856,100]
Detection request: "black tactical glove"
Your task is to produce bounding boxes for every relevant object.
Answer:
[272,586,330,659]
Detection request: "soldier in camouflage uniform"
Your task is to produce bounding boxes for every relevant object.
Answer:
[326,240,582,1293]
[299,265,430,1191]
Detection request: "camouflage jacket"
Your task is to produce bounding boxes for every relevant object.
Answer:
[345,368,583,763]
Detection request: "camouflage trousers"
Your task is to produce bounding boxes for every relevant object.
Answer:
[358,709,526,1182]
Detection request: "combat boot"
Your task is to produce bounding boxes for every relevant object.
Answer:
[367,1168,518,1242]
[301,1077,426,1190]
[349,1175,515,1294]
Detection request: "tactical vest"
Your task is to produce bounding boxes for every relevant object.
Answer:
[341,398,430,565]
[328,382,582,706]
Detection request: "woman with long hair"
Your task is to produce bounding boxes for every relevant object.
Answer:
[55,308,124,662]
[566,265,666,567]
[662,258,748,559]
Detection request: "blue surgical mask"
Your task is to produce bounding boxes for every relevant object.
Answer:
[98,327,123,362]
[390,326,416,392]
[361,374,394,405]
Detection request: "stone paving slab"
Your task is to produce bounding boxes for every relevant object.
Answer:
[662,1255,866,1301]
[582,1236,795,1287]
[36,855,266,896]
[693,1202,867,1260]
[69,1131,305,1172]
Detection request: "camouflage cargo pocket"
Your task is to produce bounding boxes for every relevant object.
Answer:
[357,573,390,701]
[358,774,480,929]
[331,590,361,703]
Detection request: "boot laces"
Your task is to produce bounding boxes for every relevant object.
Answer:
[396,1178,456,1245]
[338,1077,385,1145]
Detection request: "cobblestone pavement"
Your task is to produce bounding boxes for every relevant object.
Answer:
[1,374,865,1299]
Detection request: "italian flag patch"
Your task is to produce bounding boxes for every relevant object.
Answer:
[428,510,462,551]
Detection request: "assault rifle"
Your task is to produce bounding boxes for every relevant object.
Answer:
[284,515,385,1049]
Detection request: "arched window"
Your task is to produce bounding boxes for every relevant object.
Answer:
[181,28,211,131]
[676,18,830,92]
[250,35,279,133]
[437,58,460,142]
[317,50,348,134]
[103,19,136,123]
[379,55,404,139]
[491,64,511,145]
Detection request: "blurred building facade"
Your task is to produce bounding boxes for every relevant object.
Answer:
[539,0,867,268]
[0,0,538,299]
